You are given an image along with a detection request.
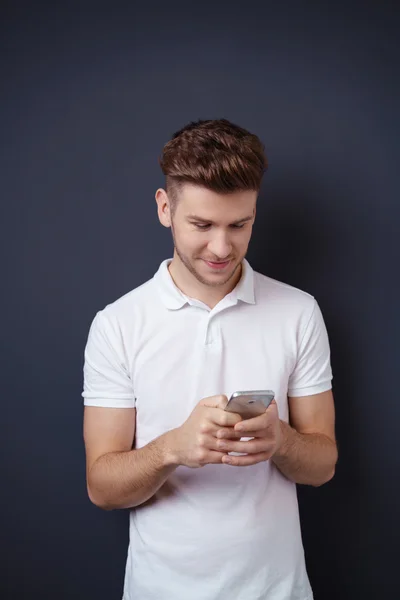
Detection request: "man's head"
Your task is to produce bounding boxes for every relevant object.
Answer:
[156,119,267,290]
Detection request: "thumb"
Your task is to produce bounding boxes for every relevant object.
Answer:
[266,399,279,415]
[199,394,228,410]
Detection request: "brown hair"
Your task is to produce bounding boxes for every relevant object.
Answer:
[158,118,268,210]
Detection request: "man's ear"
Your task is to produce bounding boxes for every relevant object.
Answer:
[155,188,172,228]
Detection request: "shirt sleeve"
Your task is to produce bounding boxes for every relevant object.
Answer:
[81,310,135,408]
[288,299,333,397]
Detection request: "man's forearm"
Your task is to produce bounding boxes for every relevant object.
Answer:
[272,420,338,486]
[88,431,177,511]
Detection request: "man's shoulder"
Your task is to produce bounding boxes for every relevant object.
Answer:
[252,269,315,312]
[98,274,158,322]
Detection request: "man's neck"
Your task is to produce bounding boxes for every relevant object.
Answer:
[167,254,242,310]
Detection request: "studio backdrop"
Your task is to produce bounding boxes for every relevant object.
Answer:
[1,2,399,599]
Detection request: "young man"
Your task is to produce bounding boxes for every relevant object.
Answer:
[82,119,338,600]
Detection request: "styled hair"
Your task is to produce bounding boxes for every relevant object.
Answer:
[158,118,268,210]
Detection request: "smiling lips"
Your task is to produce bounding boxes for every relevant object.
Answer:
[203,259,231,270]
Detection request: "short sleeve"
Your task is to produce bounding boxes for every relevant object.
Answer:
[288,299,333,397]
[81,310,135,408]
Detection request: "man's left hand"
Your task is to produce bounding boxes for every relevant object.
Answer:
[215,400,284,466]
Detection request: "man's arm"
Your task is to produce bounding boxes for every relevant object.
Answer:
[217,390,337,487]
[84,395,242,511]
[84,407,177,511]
[271,389,338,486]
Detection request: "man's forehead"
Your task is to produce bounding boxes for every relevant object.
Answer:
[177,185,256,219]
[179,183,256,202]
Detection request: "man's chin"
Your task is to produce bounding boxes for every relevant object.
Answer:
[197,259,240,285]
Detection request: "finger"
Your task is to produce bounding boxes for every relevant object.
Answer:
[216,428,267,439]
[233,413,269,434]
[200,394,229,409]
[192,449,229,466]
[194,436,228,465]
[204,450,229,465]
[198,433,227,452]
[234,401,278,433]
[216,438,274,455]
[198,417,240,436]
[222,452,272,467]
[212,408,243,427]
[215,427,244,440]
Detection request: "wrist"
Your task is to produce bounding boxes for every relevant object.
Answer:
[158,428,181,468]
[274,420,291,459]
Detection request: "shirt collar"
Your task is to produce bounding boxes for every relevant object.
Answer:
[153,258,255,310]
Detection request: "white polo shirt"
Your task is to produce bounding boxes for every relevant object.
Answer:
[82,258,333,600]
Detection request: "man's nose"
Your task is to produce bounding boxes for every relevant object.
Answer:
[207,232,232,259]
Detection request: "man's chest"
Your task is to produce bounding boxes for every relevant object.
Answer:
[127,310,297,447]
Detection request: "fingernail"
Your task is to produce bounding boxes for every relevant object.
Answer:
[223,456,232,464]
[236,425,243,431]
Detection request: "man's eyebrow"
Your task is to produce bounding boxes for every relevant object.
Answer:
[187,215,253,225]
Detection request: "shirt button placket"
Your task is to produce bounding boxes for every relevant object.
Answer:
[204,317,212,345]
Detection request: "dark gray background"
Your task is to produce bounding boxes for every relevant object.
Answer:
[1,1,399,598]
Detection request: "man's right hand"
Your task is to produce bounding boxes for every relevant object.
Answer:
[165,395,243,468]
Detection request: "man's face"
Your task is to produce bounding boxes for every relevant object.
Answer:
[168,184,257,288]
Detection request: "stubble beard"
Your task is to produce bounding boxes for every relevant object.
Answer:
[171,226,242,288]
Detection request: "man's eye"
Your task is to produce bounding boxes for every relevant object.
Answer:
[195,223,211,229]
[193,223,245,230]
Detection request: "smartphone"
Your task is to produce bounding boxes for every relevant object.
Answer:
[224,390,275,420]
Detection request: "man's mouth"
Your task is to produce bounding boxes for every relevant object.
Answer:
[203,259,231,270]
